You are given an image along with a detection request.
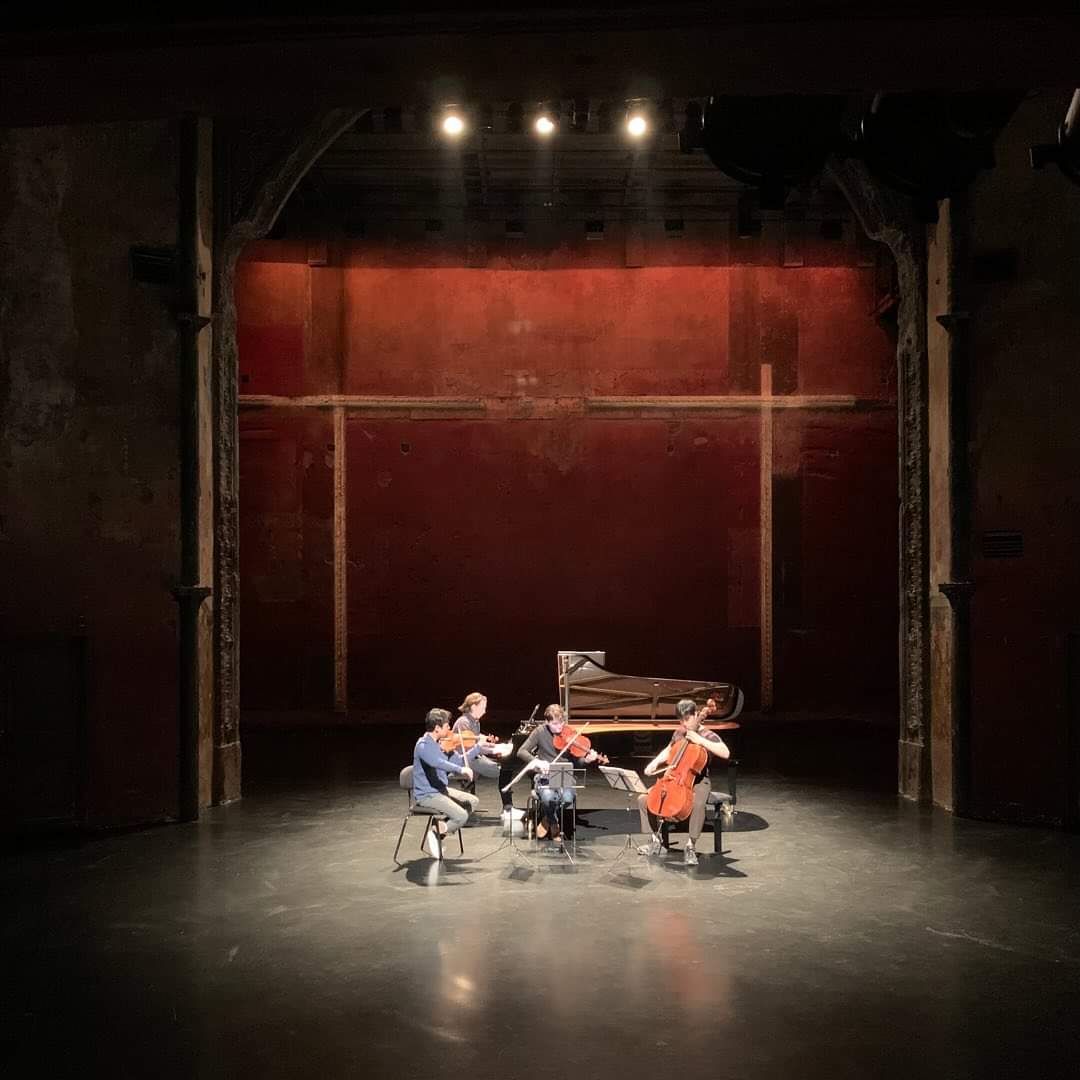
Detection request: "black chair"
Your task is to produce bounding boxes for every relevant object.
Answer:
[527,771,577,842]
[393,765,465,864]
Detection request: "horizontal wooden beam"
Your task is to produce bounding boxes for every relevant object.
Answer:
[586,394,892,415]
[238,393,894,418]
[239,395,485,418]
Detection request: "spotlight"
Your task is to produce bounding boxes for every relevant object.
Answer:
[625,101,654,140]
[439,106,467,138]
[530,103,560,138]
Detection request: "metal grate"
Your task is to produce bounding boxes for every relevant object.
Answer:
[130,246,177,285]
[981,530,1023,558]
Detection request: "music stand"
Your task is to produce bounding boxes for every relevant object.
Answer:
[599,766,647,870]
[477,759,540,870]
[533,762,582,865]
[477,798,538,870]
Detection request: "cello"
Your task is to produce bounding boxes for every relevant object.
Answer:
[644,698,718,823]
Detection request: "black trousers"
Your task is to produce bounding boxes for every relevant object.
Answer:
[496,762,516,809]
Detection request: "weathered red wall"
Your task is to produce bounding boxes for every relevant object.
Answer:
[237,241,897,716]
[343,416,761,708]
[239,411,335,710]
[1,123,182,826]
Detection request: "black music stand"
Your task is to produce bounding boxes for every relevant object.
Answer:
[533,762,581,865]
[599,765,648,870]
[477,770,545,870]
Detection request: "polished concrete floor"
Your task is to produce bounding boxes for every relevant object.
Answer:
[4,720,1080,1078]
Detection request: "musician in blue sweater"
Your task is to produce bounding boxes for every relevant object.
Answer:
[412,708,481,858]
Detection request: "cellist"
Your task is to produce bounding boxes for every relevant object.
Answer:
[637,698,730,866]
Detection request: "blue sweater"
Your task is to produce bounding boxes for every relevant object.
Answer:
[412,734,481,801]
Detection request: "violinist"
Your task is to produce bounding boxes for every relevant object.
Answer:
[637,698,729,866]
[515,703,603,842]
[412,708,481,859]
[452,692,520,823]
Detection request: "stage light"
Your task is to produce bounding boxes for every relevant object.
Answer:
[625,102,654,140]
[439,106,467,138]
[530,102,560,138]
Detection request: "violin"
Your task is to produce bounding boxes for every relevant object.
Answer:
[644,698,718,823]
[438,729,504,754]
[553,724,610,765]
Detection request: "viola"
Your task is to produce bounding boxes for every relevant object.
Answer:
[438,730,505,754]
[644,698,718,823]
[553,725,610,765]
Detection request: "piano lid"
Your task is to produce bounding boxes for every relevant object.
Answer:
[557,651,744,730]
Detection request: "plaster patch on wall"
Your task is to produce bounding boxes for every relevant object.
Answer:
[525,421,583,475]
[251,512,304,602]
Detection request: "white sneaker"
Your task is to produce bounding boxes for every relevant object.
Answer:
[683,841,699,866]
[637,836,664,857]
[501,807,525,821]
[425,826,444,860]
[501,815,525,837]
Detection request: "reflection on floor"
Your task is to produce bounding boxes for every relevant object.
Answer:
[3,722,1080,1078]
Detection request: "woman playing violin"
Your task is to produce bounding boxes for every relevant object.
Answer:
[637,698,730,866]
[515,704,606,842]
[452,692,520,822]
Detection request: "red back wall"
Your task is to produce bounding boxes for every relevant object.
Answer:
[238,241,897,717]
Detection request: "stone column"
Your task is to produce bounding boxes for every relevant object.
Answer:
[828,157,932,802]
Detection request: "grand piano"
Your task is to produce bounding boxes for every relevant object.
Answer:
[557,650,743,735]
[554,651,744,846]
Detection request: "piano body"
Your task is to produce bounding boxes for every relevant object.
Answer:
[557,651,744,735]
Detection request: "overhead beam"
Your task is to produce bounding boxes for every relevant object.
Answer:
[239,392,893,418]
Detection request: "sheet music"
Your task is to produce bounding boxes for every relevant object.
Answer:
[599,765,648,794]
[541,762,578,790]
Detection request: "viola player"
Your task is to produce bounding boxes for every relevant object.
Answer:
[452,691,521,824]
[637,698,729,866]
[515,703,601,843]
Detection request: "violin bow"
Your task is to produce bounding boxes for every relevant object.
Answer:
[499,721,593,793]
[500,760,535,793]
[457,729,470,775]
[549,721,592,766]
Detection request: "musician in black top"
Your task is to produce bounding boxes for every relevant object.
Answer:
[515,703,599,841]
[637,698,729,865]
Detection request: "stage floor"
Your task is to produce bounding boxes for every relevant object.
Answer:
[4,732,1080,1078]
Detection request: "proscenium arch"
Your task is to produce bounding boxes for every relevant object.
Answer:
[212,108,364,803]
[827,156,931,803]
[210,108,931,806]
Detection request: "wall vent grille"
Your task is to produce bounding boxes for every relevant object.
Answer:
[981,530,1023,558]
